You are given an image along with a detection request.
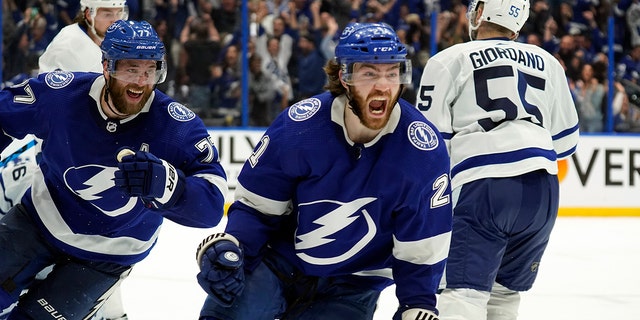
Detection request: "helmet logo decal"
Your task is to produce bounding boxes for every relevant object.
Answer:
[340,25,357,39]
[168,102,195,122]
[288,98,321,122]
[45,71,74,89]
[408,121,439,151]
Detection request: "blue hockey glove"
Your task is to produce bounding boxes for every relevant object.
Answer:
[196,233,245,307]
[114,148,185,209]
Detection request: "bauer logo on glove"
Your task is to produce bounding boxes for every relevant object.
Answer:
[114,148,186,209]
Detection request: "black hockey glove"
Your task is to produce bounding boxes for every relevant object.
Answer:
[114,148,185,210]
[196,233,245,307]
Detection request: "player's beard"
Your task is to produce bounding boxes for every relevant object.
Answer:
[108,81,153,116]
[348,85,401,131]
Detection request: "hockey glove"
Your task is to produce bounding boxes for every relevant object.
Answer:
[393,306,439,320]
[114,148,185,210]
[196,233,245,307]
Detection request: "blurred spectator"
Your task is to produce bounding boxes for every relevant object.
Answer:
[261,36,293,116]
[266,0,291,18]
[3,2,56,80]
[521,0,551,38]
[318,10,339,60]
[290,33,327,101]
[27,4,57,64]
[254,15,295,114]
[54,0,81,32]
[154,17,178,96]
[254,13,295,63]
[555,35,583,81]
[289,0,327,101]
[435,1,468,50]
[211,44,242,125]
[290,0,316,31]
[177,14,222,116]
[248,54,278,126]
[211,0,240,43]
[628,0,640,47]
[613,80,640,132]
[317,0,351,29]
[573,62,606,132]
[154,0,198,41]
[574,10,605,63]
[617,44,640,84]
[3,20,31,82]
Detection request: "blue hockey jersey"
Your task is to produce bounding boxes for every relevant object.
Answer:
[0,71,227,265]
[226,92,452,309]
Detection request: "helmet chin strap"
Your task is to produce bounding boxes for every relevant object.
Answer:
[86,11,105,42]
[344,85,363,119]
[103,78,128,118]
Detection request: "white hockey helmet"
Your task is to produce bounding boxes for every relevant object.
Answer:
[81,0,129,21]
[467,0,530,40]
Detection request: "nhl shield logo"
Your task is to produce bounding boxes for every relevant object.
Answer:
[288,98,321,122]
[45,71,74,89]
[168,102,196,122]
[408,121,439,151]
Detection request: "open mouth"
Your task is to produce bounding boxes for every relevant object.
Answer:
[369,99,387,117]
[127,88,144,100]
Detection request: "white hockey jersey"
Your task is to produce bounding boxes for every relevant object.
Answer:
[38,23,104,73]
[416,38,580,189]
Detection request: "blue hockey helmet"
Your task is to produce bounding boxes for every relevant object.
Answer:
[101,20,167,84]
[335,22,411,85]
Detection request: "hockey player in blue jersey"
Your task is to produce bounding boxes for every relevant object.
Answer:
[0,20,227,320]
[195,22,453,320]
[416,0,580,318]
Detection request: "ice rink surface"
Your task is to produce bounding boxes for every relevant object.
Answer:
[122,216,640,319]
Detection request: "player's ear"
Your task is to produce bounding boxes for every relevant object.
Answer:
[102,60,109,78]
[338,69,348,89]
[84,7,92,22]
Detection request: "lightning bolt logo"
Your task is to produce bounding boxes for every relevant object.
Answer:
[73,167,116,201]
[288,97,321,121]
[44,70,74,89]
[408,121,439,150]
[295,197,377,265]
[64,165,137,217]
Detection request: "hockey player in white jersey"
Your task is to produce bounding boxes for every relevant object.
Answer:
[39,0,128,73]
[416,0,580,318]
[0,20,227,320]
[195,22,453,320]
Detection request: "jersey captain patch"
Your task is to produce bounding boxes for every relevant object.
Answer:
[45,71,74,89]
[408,121,439,151]
[288,98,321,121]
[168,102,196,122]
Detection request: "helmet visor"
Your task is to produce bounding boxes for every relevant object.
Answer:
[94,7,129,21]
[109,60,167,84]
[340,61,412,86]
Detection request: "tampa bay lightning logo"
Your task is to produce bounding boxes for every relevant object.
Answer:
[63,165,137,216]
[168,102,196,122]
[45,71,74,89]
[340,25,357,39]
[288,98,321,122]
[295,197,377,265]
[408,121,439,151]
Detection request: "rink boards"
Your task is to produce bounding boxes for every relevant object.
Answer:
[208,129,640,217]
